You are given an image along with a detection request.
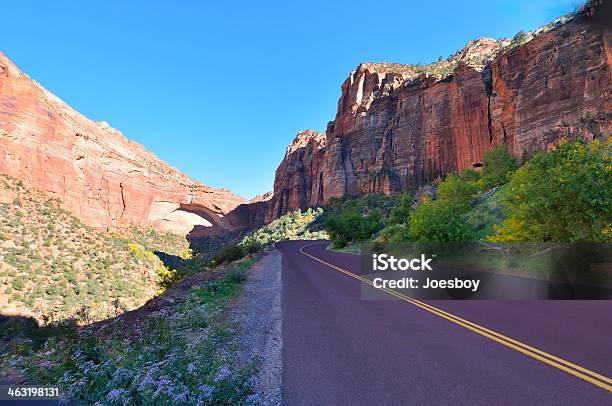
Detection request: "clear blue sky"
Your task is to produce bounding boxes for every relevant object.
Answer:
[1,0,581,198]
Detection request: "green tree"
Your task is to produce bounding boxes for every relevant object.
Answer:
[512,30,530,46]
[481,145,518,188]
[436,172,480,211]
[387,192,413,225]
[326,203,382,247]
[362,208,382,239]
[457,168,481,183]
[491,139,611,242]
[326,205,359,247]
[408,198,474,242]
[377,224,409,243]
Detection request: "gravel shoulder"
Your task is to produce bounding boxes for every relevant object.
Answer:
[232,249,283,405]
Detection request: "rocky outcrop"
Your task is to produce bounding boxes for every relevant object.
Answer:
[264,0,611,221]
[0,53,246,234]
[265,130,326,222]
[210,192,274,234]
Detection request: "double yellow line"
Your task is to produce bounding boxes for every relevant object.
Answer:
[298,243,612,392]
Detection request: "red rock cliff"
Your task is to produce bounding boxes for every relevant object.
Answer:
[265,130,326,222]
[264,0,610,221]
[0,53,246,234]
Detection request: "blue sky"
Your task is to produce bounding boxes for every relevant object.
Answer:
[1,0,581,198]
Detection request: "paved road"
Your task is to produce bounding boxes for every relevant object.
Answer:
[278,240,612,405]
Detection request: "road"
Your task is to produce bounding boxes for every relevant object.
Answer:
[277,240,612,405]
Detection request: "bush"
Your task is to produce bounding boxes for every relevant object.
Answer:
[12,275,26,291]
[156,266,181,291]
[465,184,508,240]
[211,244,245,265]
[512,30,530,46]
[377,224,409,243]
[436,171,480,211]
[226,263,248,283]
[241,208,327,247]
[481,146,518,189]
[491,139,611,242]
[408,198,474,242]
[242,239,263,254]
[326,203,382,248]
[387,192,413,225]
[1,260,257,405]
[457,168,481,183]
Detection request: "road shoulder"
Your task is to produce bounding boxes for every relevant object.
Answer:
[232,249,283,405]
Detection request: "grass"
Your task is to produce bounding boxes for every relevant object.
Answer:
[0,172,265,403]
[0,256,261,404]
[327,242,362,254]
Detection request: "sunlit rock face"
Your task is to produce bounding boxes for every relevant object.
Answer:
[0,53,246,234]
[264,0,610,221]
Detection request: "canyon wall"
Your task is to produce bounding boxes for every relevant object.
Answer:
[2,1,609,233]
[0,53,246,234]
[265,0,611,222]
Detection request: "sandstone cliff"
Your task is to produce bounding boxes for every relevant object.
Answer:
[265,130,326,222]
[0,53,246,234]
[264,0,611,221]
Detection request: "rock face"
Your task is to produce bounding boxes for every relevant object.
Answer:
[0,53,246,234]
[265,130,326,222]
[264,0,611,221]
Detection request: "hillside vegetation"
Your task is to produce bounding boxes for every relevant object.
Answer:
[324,139,611,248]
[199,208,328,268]
[0,174,191,324]
[241,208,328,247]
[1,257,260,404]
[0,174,268,403]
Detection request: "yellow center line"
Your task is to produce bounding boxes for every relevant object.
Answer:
[298,242,612,392]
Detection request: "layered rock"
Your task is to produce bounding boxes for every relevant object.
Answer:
[264,0,611,221]
[0,53,246,234]
[265,130,326,222]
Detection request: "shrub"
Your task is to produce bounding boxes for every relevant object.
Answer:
[212,244,245,265]
[436,171,480,211]
[387,192,413,225]
[465,184,508,240]
[12,275,26,291]
[156,266,181,291]
[326,203,382,248]
[1,260,257,405]
[512,30,530,46]
[408,198,474,242]
[226,264,248,283]
[127,242,158,263]
[242,239,263,254]
[457,168,481,183]
[481,146,518,189]
[241,208,327,247]
[377,224,409,243]
[491,139,611,242]
[0,174,200,323]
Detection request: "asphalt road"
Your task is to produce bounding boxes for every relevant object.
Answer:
[278,240,612,405]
